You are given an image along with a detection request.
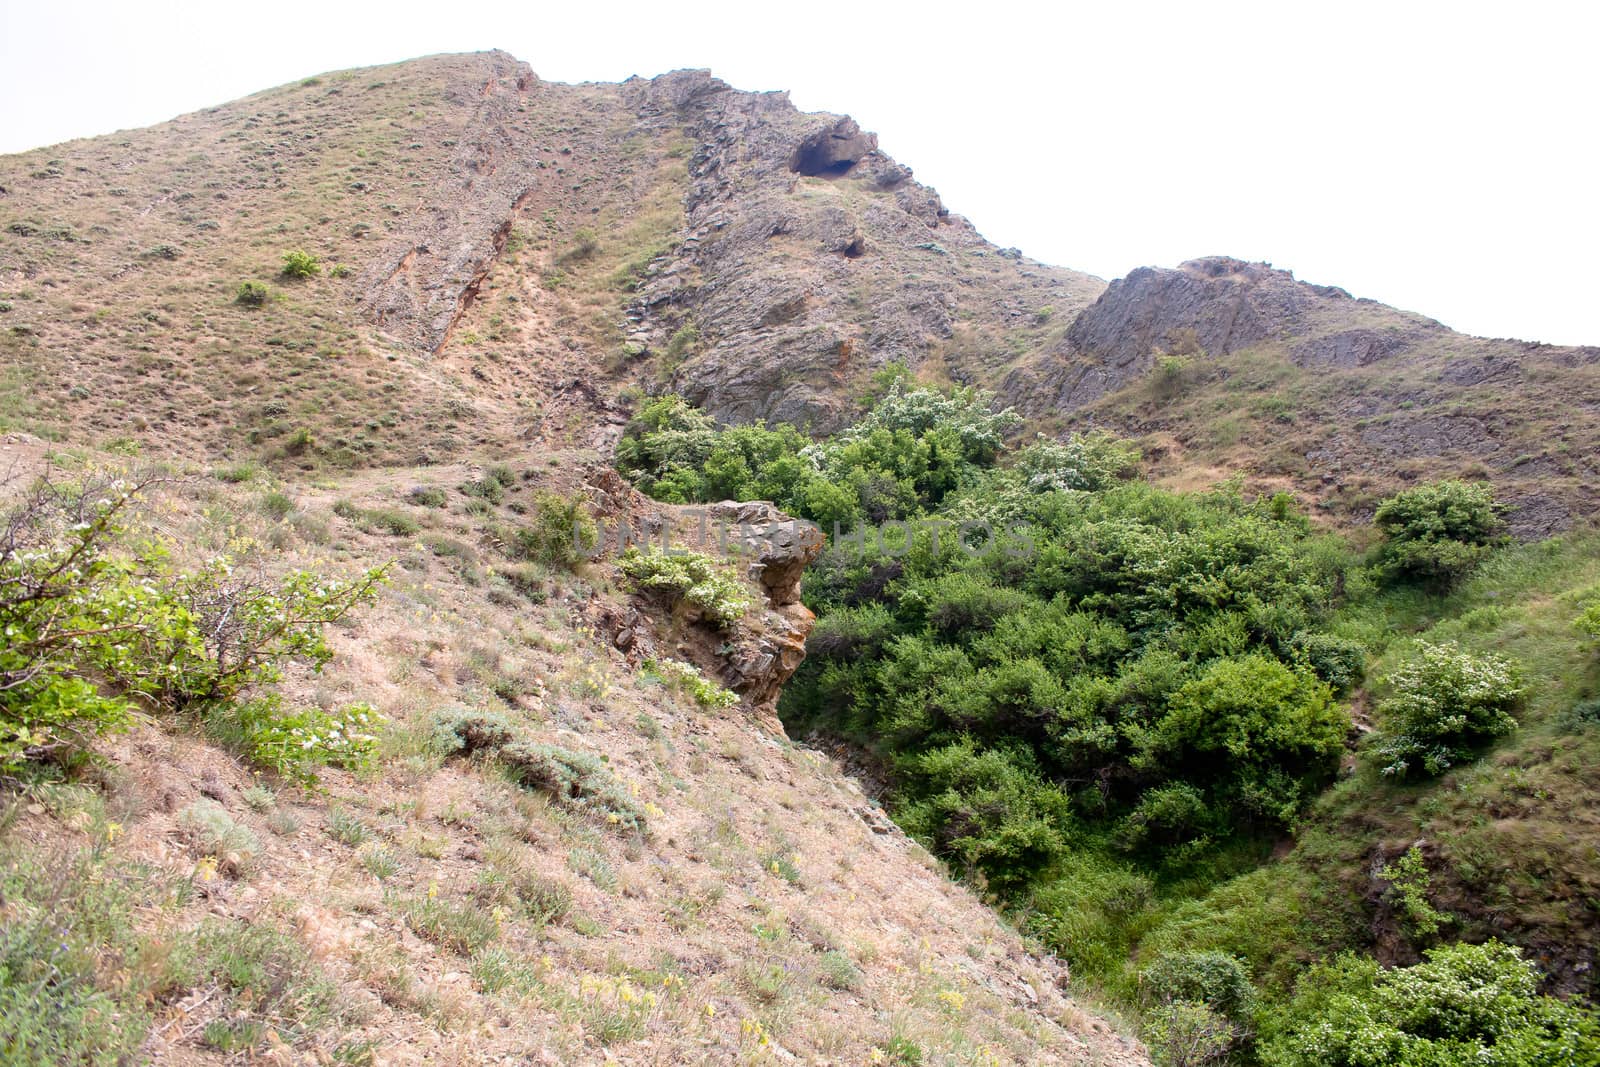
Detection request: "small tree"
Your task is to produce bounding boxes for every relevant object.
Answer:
[1374,641,1523,778]
[0,471,386,775]
[1379,845,1452,940]
[1373,480,1504,588]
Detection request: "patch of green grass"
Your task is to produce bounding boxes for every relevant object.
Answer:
[399,893,499,955]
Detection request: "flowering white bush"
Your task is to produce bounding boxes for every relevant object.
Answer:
[1015,432,1140,493]
[836,380,1020,464]
[218,695,384,785]
[1374,641,1523,778]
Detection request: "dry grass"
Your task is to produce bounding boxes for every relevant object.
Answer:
[0,451,1145,1064]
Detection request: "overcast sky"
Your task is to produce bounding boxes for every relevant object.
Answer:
[3,1,1595,345]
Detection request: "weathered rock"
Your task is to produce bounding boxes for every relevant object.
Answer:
[356,51,542,354]
[615,69,1106,431]
[1065,257,1315,369]
[725,600,815,707]
[789,117,878,176]
[703,500,826,606]
[1292,327,1419,368]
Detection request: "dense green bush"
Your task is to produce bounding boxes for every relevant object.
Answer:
[1579,602,1600,645]
[787,478,1351,878]
[1143,998,1239,1067]
[1373,641,1523,778]
[1260,941,1600,1066]
[1142,950,1257,1020]
[896,740,1073,890]
[1374,480,1504,588]
[205,695,383,785]
[234,280,269,306]
[615,384,1027,527]
[1288,631,1367,694]
[1147,654,1345,829]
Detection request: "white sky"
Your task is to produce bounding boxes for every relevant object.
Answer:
[3,1,1596,345]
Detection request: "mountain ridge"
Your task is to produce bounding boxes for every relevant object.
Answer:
[4,49,1595,539]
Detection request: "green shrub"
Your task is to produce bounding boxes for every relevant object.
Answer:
[500,741,647,833]
[459,474,505,505]
[1147,654,1346,828]
[1374,480,1504,588]
[562,227,599,262]
[1143,999,1240,1067]
[1379,846,1451,940]
[176,798,260,874]
[367,507,418,536]
[284,426,316,455]
[1557,697,1600,732]
[1260,941,1600,1066]
[818,950,862,991]
[512,874,573,926]
[0,474,385,773]
[1014,432,1140,493]
[408,485,448,508]
[1578,602,1600,645]
[1288,631,1367,695]
[1141,950,1257,1020]
[663,322,699,367]
[644,657,739,708]
[896,740,1072,891]
[400,895,498,955]
[508,491,597,567]
[430,710,646,832]
[235,281,270,306]
[215,462,260,483]
[431,707,520,756]
[1373,641,1523,778]
[280,249,322,279]
[618,546,750,627]
[206,695,383,785]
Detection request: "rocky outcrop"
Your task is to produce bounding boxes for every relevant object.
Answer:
[583,469,824,711]
[356,51,542,354]
[702,501,825,705]
[615,70,1105,431]
[790,117,878,176]
[1067,257,1316,367]
[702,500,826,606]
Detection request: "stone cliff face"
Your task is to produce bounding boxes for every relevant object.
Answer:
[615,69,1106,431]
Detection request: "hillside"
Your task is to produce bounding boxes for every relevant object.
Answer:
[0,50,1149,1065]
[4,47,1600,1067]
[5,50,1596,531]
